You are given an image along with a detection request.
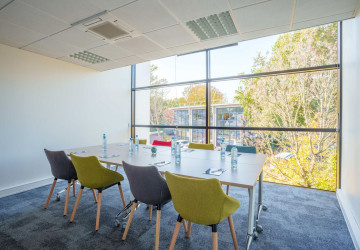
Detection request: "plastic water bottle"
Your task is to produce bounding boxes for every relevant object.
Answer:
[102,133,107,153]
[129,137,133,154]
[231,145,238,169]
[171,137,176,155]
[220,139,226,160]
[135,135,139,150]
[175,142,181,164]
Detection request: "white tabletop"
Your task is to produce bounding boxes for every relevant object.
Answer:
[65,143,267,189]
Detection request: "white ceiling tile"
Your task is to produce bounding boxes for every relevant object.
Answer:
[145,25,196,48]
[0,19,45,47]
[168,42,205,55]
[23,36,81,58]
[115,55,143,65]
[22,0,102,24]
[111,0,177,33]
[241,25,289,41]
[229,0,268,10]
[89,44,132,60]
[116,36,163,54]
[232,0,293,33]
[201,34,242,49]
[0,0,69,35]
[58,55,92,67]
[139,49,171,61]
[0,0,13,9]
[87,56,142,70]
[292,12,354,31]
[51,28,107,50]
[293,0,358,23]
[160,0,229,22]
[86,0,137,12]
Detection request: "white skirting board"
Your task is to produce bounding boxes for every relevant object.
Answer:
[0,177,54,199]
[337,189,360,250]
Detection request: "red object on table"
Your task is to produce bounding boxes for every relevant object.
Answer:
[152,140,171,147]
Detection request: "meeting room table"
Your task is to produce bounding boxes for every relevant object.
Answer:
[65,143,268,249]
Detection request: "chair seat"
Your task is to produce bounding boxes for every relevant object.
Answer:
[96,171,124,189]
[219,196,240,223]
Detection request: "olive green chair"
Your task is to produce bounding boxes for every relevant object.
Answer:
[69,154,127,231]
[139,139,147,145]
[165,172,240,250]
[188,143,215,150]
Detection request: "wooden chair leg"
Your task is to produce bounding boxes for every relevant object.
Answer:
[91,189,97,203]
[183,219,188,233]
[155,207,161,250]
[169,216,182,250]
[212,225,218,250]
[44,178,57,209]
[228,216,238,250]
[118,183,126,208]
[115,165,118,172]
[70,186,83,222]
[212,232,218,250]
[149,205,153,221]
[226,185,230,195]
[95,190,102,231]
[122,201,137,240]
[186,221,192,238]
[72,180,76,197]
[64,181,71,216]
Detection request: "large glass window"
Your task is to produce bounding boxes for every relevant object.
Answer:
[132,23,339,191]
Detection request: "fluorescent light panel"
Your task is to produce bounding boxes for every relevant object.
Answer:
[186,11,237,40]
[69,51,109,64]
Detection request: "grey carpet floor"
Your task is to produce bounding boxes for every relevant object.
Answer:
[0,169,354,250]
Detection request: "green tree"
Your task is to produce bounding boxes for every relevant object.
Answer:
[235,23,338,190]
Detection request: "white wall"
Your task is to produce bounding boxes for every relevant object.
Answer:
[0,44,131,195]
[340,15,360,249]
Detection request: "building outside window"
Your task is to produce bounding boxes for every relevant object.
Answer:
[132,23,339,191]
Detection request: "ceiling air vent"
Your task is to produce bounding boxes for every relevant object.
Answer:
[69,51,109,64]
[88,21,129,40]
[186,11,237,40]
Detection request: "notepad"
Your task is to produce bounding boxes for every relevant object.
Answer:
[203,168,226,176]
[99,154,120,159]
[71,150,87,154]
[227,153,242,157]
[149,161,171,167]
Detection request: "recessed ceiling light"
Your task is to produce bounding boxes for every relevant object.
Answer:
[186,11,238,40]
[69,51,109,64]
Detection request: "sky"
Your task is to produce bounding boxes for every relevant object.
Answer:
[145,34,280,103]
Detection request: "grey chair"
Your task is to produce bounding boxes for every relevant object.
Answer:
[225,146,257,194]
[44,149,78,216]
[121,161,184,250]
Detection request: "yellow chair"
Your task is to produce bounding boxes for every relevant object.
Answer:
[188,142,215,150]
[69,154,127,231]
[139,139,147,145]
[165,172,240,250]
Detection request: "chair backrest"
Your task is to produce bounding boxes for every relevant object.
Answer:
[225,145,256,154]
[122,161,171,205]
[165,171,227,225]
[152,140,171,147]
[70,154,108,188]
[139,139,147,145]
[44,149,77,180]
[188,143,214,150]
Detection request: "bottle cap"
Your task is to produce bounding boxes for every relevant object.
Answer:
[172,137,175,139]
[177,142,180,144]
[232,145,236,147]
[136,135,138,137]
